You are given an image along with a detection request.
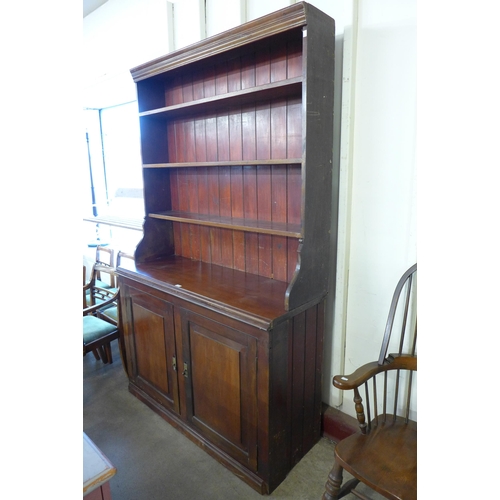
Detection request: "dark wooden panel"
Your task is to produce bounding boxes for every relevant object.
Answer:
[270,99,288,280]
[133,303,170,394]
[195,163,211,264]
[205,115,218,160]
[302,304,319,452]
[164,163,301,275]
[203,64,216,98]
[181,310,258,471]
[287,37,303,78]
[243,164,259,275]
[136,78,165,111]
[127,289,179,413]
[215,60,228,95]
[167,121,177,162]
[256,102,271,160]
[285,12,335,311]
[227,56,241,92]
[207,165,222,265]
[229,112,245,270]
[255,46,271,86]
[257,165,272,277]
[139,117,169,164]
[192,68,205,100]
[169,74,184,105]
[286,96,302,159]
[286,163,301,282]
[218,124,233,266]
[241,52,256,89]
[182,72,194,103]
[190,327,243,444]
[264,319,291,491]
[186,164,201,262]
[271,165,287,280]
[290,310,306,465]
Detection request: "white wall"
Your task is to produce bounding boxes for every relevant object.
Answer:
[324,0,417,417]
[83,0,174,108]
[83,0,417,420]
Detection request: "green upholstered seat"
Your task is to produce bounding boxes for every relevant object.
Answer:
[98,305,118,323]
[95,278,112,289]
[83,314,119,364]
[83,315,117,344]
[83,256,120,365]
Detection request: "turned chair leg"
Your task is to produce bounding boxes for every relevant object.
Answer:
[323,462,344,500]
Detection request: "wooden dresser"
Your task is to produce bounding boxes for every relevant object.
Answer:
[116,2,337,493]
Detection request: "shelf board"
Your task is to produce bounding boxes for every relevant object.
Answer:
[149,211,302,238]
[143,159,302,169]
[139,77,302,119]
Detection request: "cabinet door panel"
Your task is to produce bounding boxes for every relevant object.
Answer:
[190,329,242,444]
[180,310,258,471]
[127,289,179,414]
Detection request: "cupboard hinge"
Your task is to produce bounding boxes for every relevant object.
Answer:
[182,362,189,378]
[172,356,177,372]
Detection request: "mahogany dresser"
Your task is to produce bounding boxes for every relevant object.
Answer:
[116,2,337,493]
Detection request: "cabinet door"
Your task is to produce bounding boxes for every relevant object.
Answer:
[125,287,180,414]
[178,309,258,472]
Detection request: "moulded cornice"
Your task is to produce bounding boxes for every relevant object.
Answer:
[130,2,310,82]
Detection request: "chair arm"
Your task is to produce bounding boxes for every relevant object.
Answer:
[333,361,382,390]
[94,264,117,275]
[333,354,417,390]
[83,289,119,316]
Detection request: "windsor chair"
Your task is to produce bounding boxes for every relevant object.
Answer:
[323,264,417,500]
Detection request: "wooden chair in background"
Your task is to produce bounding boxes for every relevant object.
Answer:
[323,264,417,500]
[95,245,116,289]
[83,285,120,364]
[97,250,134,325]
[82,249,133,370]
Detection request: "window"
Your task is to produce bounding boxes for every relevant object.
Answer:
[83,101,144,248]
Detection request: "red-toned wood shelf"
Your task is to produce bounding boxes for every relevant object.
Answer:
[138,77,302,119]
[143,158,302,169]
[148,210,302,237]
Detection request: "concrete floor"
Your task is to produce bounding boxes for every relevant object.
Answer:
[83,341,381,500]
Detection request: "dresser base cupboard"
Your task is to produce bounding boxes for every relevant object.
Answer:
[117,2,337,494]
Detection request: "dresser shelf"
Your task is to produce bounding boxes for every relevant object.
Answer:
[148,211,302,238]
[138,77,302,119]
[143,158,302,169]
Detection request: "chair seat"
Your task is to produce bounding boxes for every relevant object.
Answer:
[83,315,118,344]
[99,305,118,323]
[335,417,417,500]
[95,278,112,289]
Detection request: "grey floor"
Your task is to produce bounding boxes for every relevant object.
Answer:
[83,341,380,500]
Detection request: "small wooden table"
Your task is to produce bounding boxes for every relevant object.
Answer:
[83,433,116,499]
